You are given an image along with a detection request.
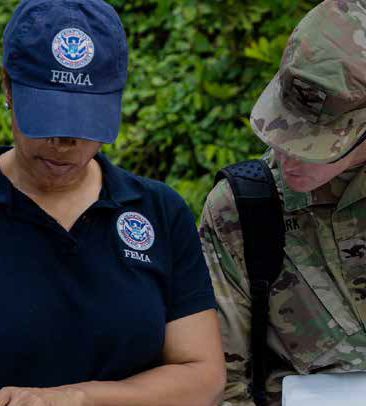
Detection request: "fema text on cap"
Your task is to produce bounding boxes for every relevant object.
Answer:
[50,70,93,86]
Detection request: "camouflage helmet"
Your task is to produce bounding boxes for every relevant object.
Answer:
[250,0,366,163]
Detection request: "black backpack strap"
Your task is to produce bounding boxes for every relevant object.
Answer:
[214,159,285,406]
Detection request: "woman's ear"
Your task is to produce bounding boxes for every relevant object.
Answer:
[2,69,12,107]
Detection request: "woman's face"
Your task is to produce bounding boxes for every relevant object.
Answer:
[11,110,102,191]
[2,71,102,191]
[274,148,361,193]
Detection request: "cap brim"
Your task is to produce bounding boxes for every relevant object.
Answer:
[12,81,122,144]
[250,73,366,164]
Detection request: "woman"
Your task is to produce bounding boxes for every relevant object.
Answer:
[0,0,226,405]
[200,0,366,405]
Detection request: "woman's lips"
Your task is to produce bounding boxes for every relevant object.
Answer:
[40,158,75,175]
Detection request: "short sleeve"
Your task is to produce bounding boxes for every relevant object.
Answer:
[166,196,217,323]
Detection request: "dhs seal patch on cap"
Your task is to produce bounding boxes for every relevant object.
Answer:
[117,212,155,251]
[52,28,95,69]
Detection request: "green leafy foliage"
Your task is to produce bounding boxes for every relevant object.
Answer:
[0,0,321,220]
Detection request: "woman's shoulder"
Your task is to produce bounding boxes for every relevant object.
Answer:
[99,153,180,194]
[129,171,186,207]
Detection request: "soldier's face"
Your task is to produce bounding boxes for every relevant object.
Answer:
[274,149,356,193]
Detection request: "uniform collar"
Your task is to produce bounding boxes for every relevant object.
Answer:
[0,147,144,208]
[279,161,366,213]
[264,149,312,212]
[266,148,366,213]
[336,164,366,211]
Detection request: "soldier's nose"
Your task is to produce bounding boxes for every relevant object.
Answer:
[274,149,301,167]
[274,149,288,165]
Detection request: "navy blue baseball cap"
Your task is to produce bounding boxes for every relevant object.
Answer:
[2,0,128,143]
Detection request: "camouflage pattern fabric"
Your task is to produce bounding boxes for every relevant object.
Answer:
[250,0,366,164]
[200,150,366,406]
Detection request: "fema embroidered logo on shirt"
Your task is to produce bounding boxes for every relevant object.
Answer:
[52,28,94,69]
[117,212,155,251]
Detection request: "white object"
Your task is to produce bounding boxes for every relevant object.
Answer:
[282,372,366,406]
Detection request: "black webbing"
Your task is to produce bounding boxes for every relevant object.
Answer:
[215,160,285,406]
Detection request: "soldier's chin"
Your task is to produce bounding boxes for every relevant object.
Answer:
[283,174,316,193]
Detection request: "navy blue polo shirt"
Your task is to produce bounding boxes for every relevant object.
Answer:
[0,147,216,388]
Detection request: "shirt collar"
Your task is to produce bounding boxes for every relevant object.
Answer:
[0,147,14,206]
[95,152,143,206]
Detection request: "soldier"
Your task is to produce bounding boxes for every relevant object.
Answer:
[200,0,366,405]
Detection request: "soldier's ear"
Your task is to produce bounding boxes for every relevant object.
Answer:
[2,69,12,103]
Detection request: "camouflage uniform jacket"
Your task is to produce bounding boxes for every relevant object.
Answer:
[200,153,366,406]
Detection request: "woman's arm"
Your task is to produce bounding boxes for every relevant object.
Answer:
[0,309,226,406]
[80,309,225,406]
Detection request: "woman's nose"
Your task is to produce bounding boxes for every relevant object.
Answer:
[47,137,77,151]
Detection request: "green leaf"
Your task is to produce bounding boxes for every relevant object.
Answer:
[204,82,240,99]
[193,32,212,53]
